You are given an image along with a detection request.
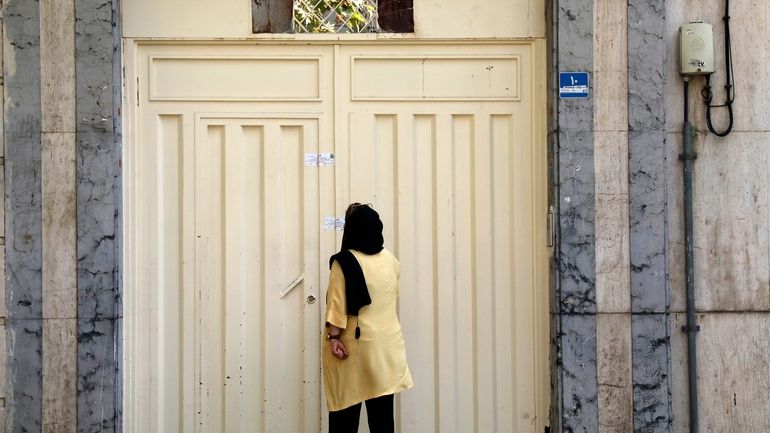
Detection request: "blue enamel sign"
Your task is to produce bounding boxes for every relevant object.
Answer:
[559,72,590,98]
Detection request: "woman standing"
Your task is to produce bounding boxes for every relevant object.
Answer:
[323,203,413,433]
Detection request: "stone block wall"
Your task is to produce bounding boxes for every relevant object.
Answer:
[665,2,770,432]
[552,1,770,432]
[0,0,5,428]
[3,0,121,432]
[0,0,767,432]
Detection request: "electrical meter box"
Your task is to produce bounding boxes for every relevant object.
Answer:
[679,22,715,75]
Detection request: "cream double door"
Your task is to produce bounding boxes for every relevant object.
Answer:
[125,41,548,433]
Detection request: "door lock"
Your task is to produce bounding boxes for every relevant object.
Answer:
[307,295,316,304]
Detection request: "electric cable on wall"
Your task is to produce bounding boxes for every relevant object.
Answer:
[701,0,735,137]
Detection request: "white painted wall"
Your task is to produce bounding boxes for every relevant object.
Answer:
[122,0,545,38]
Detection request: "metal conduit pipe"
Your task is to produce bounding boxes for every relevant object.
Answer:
[681,78,700,433]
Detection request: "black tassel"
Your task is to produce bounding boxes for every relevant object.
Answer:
[355,326,361,339]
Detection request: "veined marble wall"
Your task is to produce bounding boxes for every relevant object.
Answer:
[553,1,770,432]
[665,1,770,432]
[5,0,45,430]
[3,0,121,432]
[2,0,768,432]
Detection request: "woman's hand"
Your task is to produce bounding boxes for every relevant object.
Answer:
[331,339,349,360]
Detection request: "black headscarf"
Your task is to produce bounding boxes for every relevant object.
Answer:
[328,205,384,338]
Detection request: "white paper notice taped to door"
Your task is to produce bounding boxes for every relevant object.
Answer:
[323,217,345,230]
[305,153,319,166]
[305,153,335,166]
[318,152,335,166]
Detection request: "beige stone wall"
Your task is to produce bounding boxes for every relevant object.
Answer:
[593,1,632,433]
[39,0,78,431]
[665,1,770,432]
[2,0,83,431]
[0,0,6,428]
[9,0,765,431]
[591,1,770,431]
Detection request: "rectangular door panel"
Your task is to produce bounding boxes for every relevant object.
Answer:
[195,117,321,433]
[128,42,333,433]
[336,43,547,433]
[129,112,324,433]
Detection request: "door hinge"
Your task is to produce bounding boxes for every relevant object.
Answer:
[136,77,140,107]
[547,205,555,247]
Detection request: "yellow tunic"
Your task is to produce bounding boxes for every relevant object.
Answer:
[322,248,414,411]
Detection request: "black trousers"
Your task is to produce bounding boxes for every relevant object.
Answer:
[329,394,394,433]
